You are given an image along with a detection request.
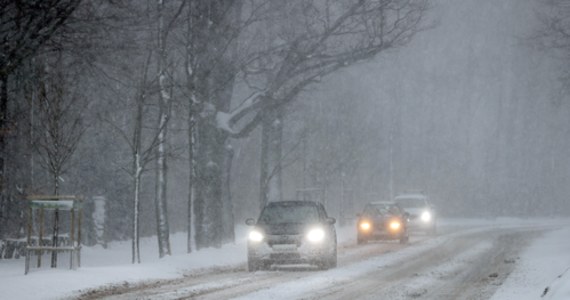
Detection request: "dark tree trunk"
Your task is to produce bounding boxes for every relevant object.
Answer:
[259,115,269,211]
[187,102,194,253]
[51,172,60,268]
[0,74,7,240]
[221,143,235,244]
[189,0,242,249]
[193,117,226,249]
[259,107,283,209]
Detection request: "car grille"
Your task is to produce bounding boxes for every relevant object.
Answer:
[267,234,302,246]
[270,252,301,261]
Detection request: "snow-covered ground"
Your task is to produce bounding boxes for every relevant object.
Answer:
[491,224,570,300]
[0,218,569,300]
[0,228,250,300]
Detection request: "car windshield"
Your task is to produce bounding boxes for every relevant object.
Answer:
[395,197,425,208]
[258,203,319,225]
[364,204,398,216]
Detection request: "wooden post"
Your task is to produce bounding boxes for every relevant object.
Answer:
[38,207,44,268]
[70,209,75,269]
[77,203,82,268]
[25,205,32,275]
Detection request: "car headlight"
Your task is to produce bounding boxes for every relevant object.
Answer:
[359,221,371,231]
[421,211,432,222]
[248,229,264,242]
[307,228,325,243]
[389,221,401,231]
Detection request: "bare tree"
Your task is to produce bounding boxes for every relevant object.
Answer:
[0,0,81,239]
[180,0,246,250]
[176,0,429,248]
[129,56,159,264]
[153,0,182,259]
[226,0,430,209]
[33,54,87,267]
[0,0,81,77]
[96,0,182,262]
[535,0,570,90]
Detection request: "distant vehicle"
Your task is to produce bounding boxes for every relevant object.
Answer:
[394,193,436,235]
[356,201,409,244]
[245,200,337,271]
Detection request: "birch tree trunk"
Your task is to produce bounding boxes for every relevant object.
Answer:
[184,0,197,254]
[186,97,195,253]
[131,90,144,264]
[154,0,172,258]
[132,156,142,264]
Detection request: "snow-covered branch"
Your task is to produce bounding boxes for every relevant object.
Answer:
[215,91,266,136]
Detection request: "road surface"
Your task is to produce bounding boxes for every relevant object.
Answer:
[74,222,550,300]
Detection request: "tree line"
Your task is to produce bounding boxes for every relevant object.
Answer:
[0,0,429,262]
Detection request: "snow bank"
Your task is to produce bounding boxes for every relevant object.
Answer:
[0,230,249,300]
[491,226,570,300]
[1,219,569,300]
[0,224,355,300]
[542,267,570,300]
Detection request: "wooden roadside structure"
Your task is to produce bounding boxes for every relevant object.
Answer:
[25,195,82,275]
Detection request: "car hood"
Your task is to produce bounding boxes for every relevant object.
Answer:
[359,215,401,223]
[258,223,314,235]
[403,207,429,215]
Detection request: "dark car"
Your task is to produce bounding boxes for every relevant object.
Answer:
[394,193,436,235]
[356,201,409,244]
[245,200,337,271]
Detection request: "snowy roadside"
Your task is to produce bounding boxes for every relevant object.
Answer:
[490,225,570,300]
[0,225,360,300]
[0,229,249,300]
[0,218,568,300]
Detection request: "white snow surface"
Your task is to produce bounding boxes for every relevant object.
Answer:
[490,224,570,300]
[0,218,569,300]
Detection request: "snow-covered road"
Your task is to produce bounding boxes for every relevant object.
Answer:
[70,220,561,300]
[2,218,570,300]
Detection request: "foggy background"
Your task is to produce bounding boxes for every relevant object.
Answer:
[1,0,569,250]
[233,0,567,222]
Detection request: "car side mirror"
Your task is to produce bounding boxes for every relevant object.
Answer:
[327,217,336,225]
[245,218,256,226]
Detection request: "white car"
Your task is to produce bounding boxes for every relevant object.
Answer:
[245,200,337,271]
[394,193,436,235]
